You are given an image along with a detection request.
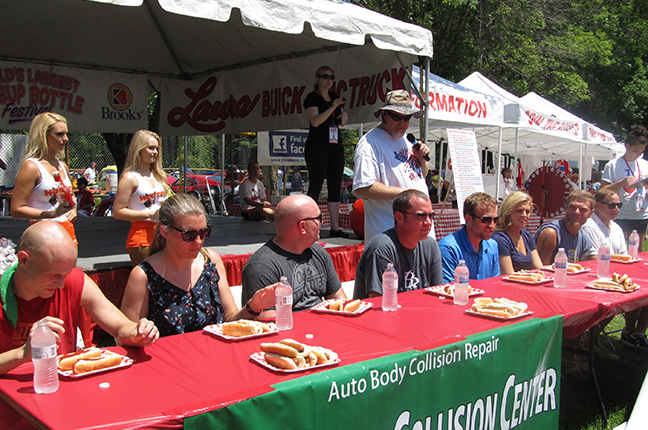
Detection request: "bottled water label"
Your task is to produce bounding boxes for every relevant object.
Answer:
[277,295,292,306]
[32,345,57,360]
[458,276,469,284]
[600,255,610,261]
[555,262,567,269]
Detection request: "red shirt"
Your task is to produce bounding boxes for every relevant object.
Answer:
[0,268,84,354]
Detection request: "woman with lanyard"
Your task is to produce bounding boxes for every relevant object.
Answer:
[113,130,170,266]
[11,112,78,245]
[601,125,648,250]
[303,65,349,237]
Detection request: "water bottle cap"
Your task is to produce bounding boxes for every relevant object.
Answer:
[558,248,564,252]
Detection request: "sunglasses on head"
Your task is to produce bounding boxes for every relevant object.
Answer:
[399,211,435,221]
[169,225,212,242]
[385,111,412,122]
[472,215,500,224]
[599,201,623,209]
[317,73,335,80]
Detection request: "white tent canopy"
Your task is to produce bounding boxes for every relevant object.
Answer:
[0,0,434,134]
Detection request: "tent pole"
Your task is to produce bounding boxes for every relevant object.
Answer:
[495,127,502,199]
[514,127,519,186]
[394,52,424,102]
[423,57,431,169]
[183,136,188,193]
[221,134,227,215]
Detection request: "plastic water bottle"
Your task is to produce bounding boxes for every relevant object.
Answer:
[453,260,470,305]
[275,276,293,330]
[382,263,399,311]
[554,248,568,288]
[31,320,59,394]
[629,230,640,258]
[597,240,610,278]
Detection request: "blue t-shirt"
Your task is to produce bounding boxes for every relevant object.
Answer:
[492,229,537,272]
[438,226,500,283]
[534,219,593,263]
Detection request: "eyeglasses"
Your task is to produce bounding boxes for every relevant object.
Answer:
[169,225,212,242]
[399,211,434,221]
[301,213,323,223]
[317,74,335,80]
[385,111,412,122]
[599,201,623,209]
[471,215,500,225]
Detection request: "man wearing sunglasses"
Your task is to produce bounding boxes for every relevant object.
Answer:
[352,90,432,243]
[241,195,346,318]
[581,189,648,348]
[353,190,443,299]
[535,190,596,265]
[438,192,500,283]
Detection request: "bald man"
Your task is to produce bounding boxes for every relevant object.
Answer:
[0,221,159,375]
[241,194,346,318]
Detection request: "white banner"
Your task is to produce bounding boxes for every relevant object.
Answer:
[159,45,408,135]
[257,130,308,166]
[446,128,484,223]
[0,60,148,132]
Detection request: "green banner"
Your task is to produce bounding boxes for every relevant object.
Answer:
[186,316,562,430]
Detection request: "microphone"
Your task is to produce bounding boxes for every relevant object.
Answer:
[407,133,430,161]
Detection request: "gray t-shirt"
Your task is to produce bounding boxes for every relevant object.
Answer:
[534,219,594,263]
[354,228,443,299]
[241,239,342,311]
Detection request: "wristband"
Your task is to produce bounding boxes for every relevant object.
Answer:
[245,301,261,316]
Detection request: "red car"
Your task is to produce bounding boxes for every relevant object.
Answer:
[168,174,229,211]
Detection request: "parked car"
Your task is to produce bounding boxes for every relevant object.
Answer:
[169,173,230,213]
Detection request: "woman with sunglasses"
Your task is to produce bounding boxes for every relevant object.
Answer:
[303,65,349,237]
[113,130,170,266]
[492,191,543,274]
[11,112,79,244]
[121,194,276,337]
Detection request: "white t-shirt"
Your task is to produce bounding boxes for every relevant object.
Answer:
[581,212,628,255]
[239,179,266,211]
[602,156,648,220]
[352,127,432,242]
[84,167,96,182]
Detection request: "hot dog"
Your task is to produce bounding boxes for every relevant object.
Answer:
[73,354,123,374]
[58,347,102,371]
[221,320,276,337]
[260,342,299,358]
[328,299,362,312]
[263,353,297,370]
[611,254,633,262]
[471,297,528,318]
[508,270,544,282]
[260,341,338,370]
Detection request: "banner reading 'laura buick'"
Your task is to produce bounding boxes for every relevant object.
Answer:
[158,45,408,136]
[0,60,147,132]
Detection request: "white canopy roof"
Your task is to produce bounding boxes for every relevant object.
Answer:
[0,0,433,80]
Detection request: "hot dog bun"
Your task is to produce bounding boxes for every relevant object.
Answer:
[343,299,362,312]
[221,320,276,337]
[73,354,123,374]
[260,342,299,358]
[611,254,633,262]
[222,320,262,337]
[471,297,527,318]
[328,299,345,311]
[58,347,102,371]
[264,352,298,370]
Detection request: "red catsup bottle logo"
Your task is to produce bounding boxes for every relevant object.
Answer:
[108,83,133,111]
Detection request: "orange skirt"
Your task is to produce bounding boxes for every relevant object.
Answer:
[126,221,156,249]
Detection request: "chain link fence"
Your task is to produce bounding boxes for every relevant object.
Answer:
[0,131,255,188]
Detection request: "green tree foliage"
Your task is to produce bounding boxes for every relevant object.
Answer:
[355,0,648,138]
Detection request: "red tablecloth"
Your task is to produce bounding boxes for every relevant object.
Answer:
[3,255,648,429]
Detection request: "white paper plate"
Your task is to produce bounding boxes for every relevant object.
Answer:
[585,280,640,293]
[250,352,340,373]
[502,275,554,285]
[58,350,132,378]
[203,323,278,341]
[311,299,373,315]
[610,256,642,264]
[464,309,534,320]
[542,265,591,274]
[424,284,485,298]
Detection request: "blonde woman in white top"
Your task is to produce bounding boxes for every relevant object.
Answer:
[113,130,169,266]
[11,112,78,244]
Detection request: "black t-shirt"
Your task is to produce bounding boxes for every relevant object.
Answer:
[303,90,343,147]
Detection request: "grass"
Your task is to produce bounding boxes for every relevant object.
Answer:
[560,314,648,429]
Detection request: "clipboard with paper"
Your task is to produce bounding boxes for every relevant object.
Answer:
[624,177,648,189]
